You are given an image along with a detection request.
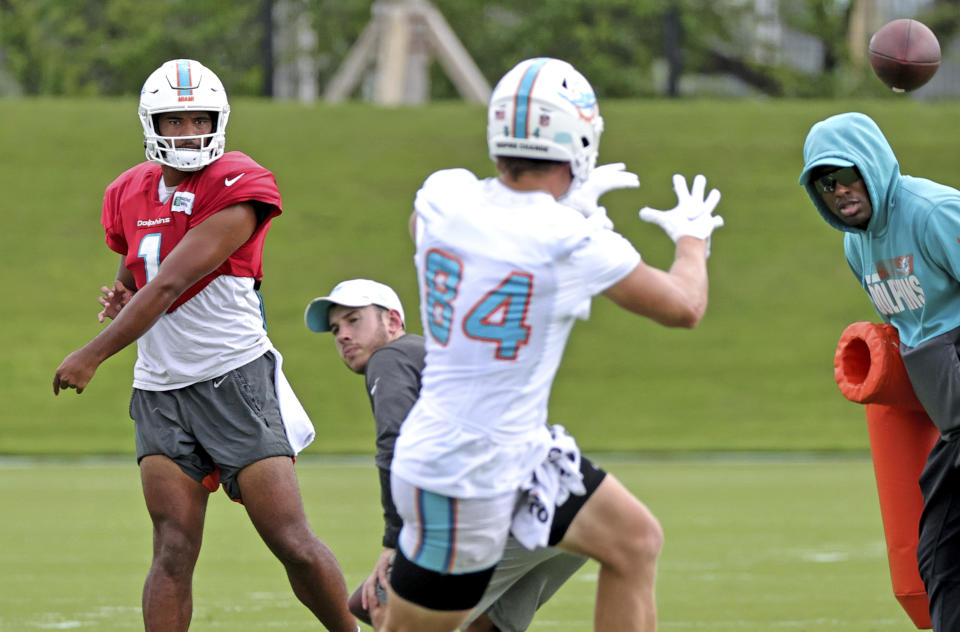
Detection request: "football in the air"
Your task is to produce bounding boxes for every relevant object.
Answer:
[868,18,941,92]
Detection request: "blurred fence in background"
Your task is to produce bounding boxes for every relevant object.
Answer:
[0,0,957,100]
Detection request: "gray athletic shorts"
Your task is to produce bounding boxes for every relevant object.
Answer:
[466,537,587,631]
[130,352,294,500]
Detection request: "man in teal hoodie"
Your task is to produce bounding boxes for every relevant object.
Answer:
[800,111,960,631]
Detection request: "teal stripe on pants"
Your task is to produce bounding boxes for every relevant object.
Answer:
[413,489,457,572]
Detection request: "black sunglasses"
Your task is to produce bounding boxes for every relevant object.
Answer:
[813,166,861,195]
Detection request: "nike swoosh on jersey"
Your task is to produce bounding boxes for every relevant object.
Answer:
[370,377,380,396]
[224,173,246,187]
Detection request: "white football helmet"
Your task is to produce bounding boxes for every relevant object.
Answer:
[487,57,604,184]
[138,59,230,171]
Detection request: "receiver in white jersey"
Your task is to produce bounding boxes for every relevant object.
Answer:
[391,168,641,498]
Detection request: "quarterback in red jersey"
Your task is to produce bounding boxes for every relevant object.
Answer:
[102,151,281,311]
[53,59,357,632]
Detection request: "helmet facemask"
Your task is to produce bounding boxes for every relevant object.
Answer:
[138,59,230,172]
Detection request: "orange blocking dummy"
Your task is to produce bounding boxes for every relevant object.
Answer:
[834,321,939,629]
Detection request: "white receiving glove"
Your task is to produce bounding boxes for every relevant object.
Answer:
[559,162,640,229]
[639,174,724,254]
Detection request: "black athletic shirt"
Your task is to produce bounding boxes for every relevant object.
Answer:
[364,333,426,548]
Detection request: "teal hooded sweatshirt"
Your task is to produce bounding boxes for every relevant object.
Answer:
[800,111,960,435]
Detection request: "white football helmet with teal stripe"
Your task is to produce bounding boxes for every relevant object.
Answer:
[487,58,604,184]
[138,59,230,171]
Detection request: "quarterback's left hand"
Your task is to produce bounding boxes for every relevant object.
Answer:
[97,280,134,323]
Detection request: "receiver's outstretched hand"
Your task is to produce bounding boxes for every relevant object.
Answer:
[639,174,723,251]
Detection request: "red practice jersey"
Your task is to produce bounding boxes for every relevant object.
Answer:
[101,151,282,312]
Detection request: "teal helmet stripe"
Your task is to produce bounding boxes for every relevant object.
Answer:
[512,58,549,139]
[176,60,193,98]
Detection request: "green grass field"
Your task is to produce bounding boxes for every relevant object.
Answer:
[2,97,954,629]
[0,456,912,630]
[8,97,960,456]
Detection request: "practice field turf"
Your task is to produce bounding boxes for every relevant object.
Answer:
[0,456,913,630]
[3,96,952,630]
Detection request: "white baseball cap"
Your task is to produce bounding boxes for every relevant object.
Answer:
[304,279,405,333]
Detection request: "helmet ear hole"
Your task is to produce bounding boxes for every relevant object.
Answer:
[581,137,590,148]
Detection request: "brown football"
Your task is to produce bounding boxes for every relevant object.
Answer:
[868,19,941,92]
